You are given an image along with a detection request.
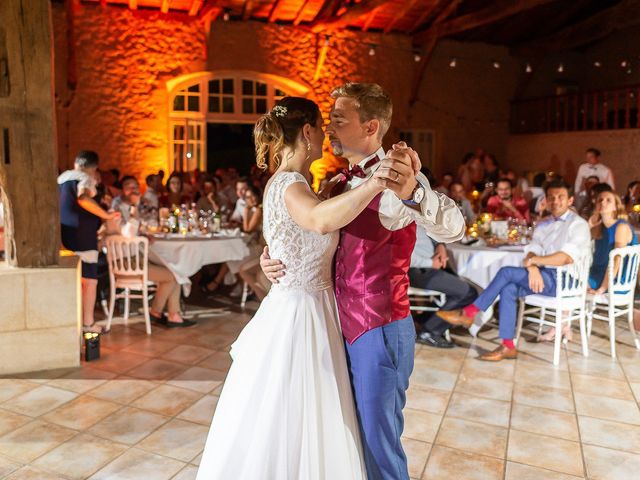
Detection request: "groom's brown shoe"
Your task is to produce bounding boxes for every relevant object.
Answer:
[436,309,474,328]
[478,345,518,362]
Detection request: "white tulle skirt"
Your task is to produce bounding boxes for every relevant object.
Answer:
[196,287,366,480]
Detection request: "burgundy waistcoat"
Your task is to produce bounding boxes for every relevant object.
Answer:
[334,193,417,344]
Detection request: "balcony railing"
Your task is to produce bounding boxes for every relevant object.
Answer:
[510,85,640,134]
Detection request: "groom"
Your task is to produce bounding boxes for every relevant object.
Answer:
[262,83,465,479]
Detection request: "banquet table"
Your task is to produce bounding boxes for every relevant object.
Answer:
[148,232,251,295]
[447,242,527,289]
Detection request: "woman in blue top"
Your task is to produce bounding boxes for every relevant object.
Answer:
[588,191,638,295]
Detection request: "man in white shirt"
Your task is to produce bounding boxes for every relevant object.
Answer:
[438,179,591,361]
[409,227,477,348]
[574,148,615,194]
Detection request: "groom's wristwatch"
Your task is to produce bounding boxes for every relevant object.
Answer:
[402,180,426,207]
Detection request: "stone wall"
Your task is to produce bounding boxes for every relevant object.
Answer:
[53,5,515,183]
[53,3,206,178]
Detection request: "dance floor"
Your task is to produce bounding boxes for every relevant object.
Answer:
[1,300,640,479]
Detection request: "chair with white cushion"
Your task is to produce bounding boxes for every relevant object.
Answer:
[408,287,446,313]
[105,235,152,335]
[586,245,640,358]
[515,255,591,366]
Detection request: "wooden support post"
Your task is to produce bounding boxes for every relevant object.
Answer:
[0,0,59,267]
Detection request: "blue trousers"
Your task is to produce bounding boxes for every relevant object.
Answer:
[474,266,557,340]
[345,316,416,480]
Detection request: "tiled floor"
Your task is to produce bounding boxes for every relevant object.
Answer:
[1,300,640,480]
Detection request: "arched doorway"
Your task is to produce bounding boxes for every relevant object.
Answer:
[166,71,311,174]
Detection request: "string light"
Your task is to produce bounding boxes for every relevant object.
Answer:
[223,11,230,21]
[594,60,602,67]
[525,63,532,73]
[492,60,501,69]
[621,60,628,68]
[413,53,421,62]
[557,63,564,73]
[368,45,376,56]
[449,57,457,68]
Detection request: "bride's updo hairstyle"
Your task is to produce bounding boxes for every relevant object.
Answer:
[254,96,321,170]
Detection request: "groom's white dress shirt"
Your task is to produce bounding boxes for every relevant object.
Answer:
[345,148,465,243]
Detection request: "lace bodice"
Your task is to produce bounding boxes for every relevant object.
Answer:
[263,172,338,292]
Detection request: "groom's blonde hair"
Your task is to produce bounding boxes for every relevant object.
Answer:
[330,83,392,140]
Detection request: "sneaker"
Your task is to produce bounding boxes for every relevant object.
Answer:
[416,331,455,349]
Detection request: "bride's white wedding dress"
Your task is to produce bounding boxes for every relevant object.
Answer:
[196,172,366,480]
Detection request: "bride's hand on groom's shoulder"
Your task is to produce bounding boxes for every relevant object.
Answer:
[260,246,286,284]
[317,174,345,201]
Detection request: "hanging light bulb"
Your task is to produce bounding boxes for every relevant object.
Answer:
[492,60,501,69]
[368,45,376,56]
[557,63,564,73]
[627,67,632,74]
[621,60,628,68]
[186,152,192,159]
[414,53,421,63]
[593,60,602,68]
[223,11,230,21]
[525,63,532,73]
[449,57,457,68]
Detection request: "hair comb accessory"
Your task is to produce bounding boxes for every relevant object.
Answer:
[272,105,288,117]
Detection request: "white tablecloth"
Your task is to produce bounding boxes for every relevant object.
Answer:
[447,243,526,289]
[149,234,251,295]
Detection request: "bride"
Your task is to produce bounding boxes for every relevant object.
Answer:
[196,97,387,479]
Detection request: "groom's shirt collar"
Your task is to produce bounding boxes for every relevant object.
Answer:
[356,147,385,173]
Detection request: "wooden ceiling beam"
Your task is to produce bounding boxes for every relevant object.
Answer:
[409,0,444,33]
[362,5,381,32]
[268,0,284,22]
[384,0,419,34]
[242,0,254,21]
[413,0,556,43]
[188,0,204,16]
[408,0,470,106]
[515,0,640,54]
[293,0,312,25]
[311,0,388,33]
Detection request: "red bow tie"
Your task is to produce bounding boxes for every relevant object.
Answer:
[339,157,380,181]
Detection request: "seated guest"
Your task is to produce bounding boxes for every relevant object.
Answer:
[435,172,454,195]
[203,185,264,298]
[110,175,140,223]
[229,177,250,224]
[160,172,191,208]
[486,178,530,223]
[578,182,613,219]
[142,174,160,209]
[574,147,615,195]
[574,175,599,215]
[483,154,500,184]
[195,176,221,213]
[449,181,476,225]
[238,186,270,301]
[58,151,120,333]
[437,179,591,361]
[587,191,638,295]
[623,180,640,213]
[108,191,196,328]
[409,227,477,348]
